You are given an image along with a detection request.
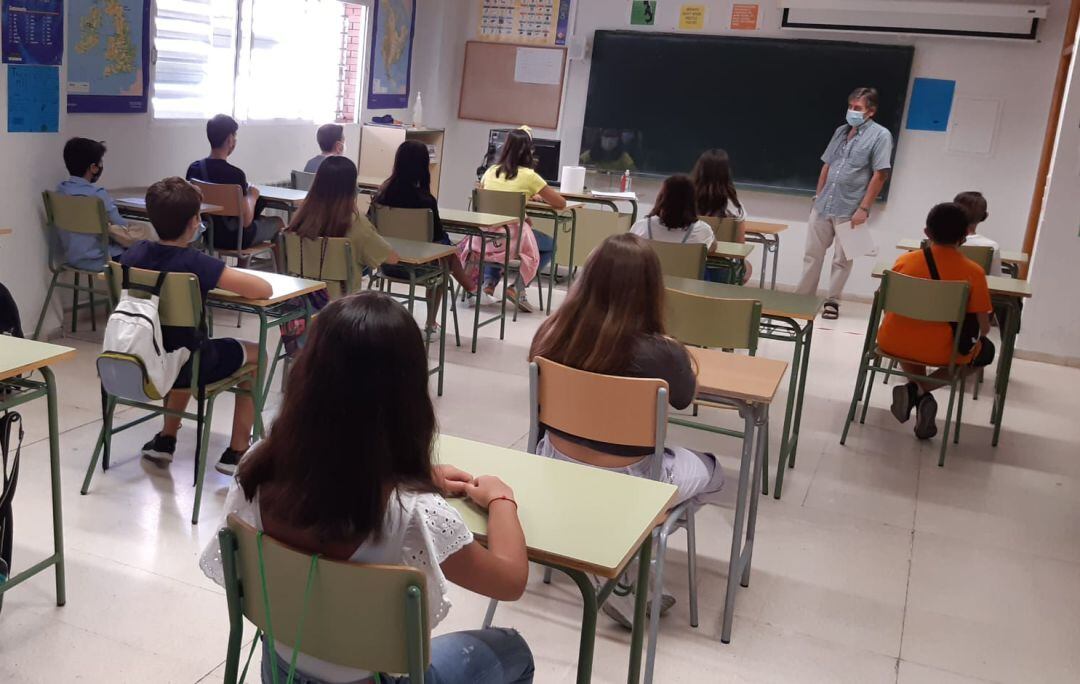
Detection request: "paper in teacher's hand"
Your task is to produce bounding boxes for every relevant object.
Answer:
[834,220,878,258]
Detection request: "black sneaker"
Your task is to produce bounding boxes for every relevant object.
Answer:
[891,382,919,424]
[914,392,939,440]
[215,448,245,476]
[141,433,176,464]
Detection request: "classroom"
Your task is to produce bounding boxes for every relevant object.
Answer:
[2,0,1079,682]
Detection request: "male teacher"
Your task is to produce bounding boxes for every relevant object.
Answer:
[796,87,893,319]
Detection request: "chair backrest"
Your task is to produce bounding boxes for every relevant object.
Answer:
[556,208,626,269]
[472,187,526,227]
[42,191,110,235]
[647,240,707,280]
[528,357,668,473]
[959,245,994,275]
[291,170,316,191]
[665,288,761,353]
[372,205,434,242]
[189,180,245,218]
[880,270,969,324]
[220,515,429,678]
[282,232,356,297]
[105,261,202,328]
[697,215,739,243]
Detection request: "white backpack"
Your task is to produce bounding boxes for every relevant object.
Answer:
[98,268,191,401]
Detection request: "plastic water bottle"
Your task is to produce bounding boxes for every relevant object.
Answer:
[413,91,424,129]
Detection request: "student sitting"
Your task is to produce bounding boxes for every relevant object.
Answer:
[286,155,398,291]
[121,177,273,475]
[200,292,534,684]
[374,139,477,331]
[475,126,566,313]
[56,137,154,271]
[879,202,996,440]
[691,148,752,284]
[953,191,1002,276]
[303,123,346,173]
[186,114,283,251]
[630,175,719,278]
[529,233,724,626]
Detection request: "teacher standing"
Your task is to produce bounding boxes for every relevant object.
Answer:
[796,87,893,319]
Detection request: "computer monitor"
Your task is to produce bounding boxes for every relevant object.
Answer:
[482,128,563,184]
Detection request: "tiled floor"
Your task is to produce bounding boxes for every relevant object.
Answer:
[2,291,1079,683]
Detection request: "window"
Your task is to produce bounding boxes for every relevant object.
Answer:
[152,0,366,122]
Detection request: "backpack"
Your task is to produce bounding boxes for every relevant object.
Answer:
[98,267,191,401]
[0,410,23,616]
[0,283,22,338]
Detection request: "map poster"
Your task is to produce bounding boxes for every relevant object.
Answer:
[367,0,416,110]
[2,0,64,65]
[478,0,571,46]
[66,0,149,113]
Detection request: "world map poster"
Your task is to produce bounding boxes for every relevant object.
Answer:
[66,0,149,113]
[367,0,415,110]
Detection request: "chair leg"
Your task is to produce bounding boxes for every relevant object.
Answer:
[939,381,958,468]
[859,357,881,424]
[33,272,62,340]
[81,393,116,495]
[840,359,869,445]
[482,598,499,629]
[70,273,81,333]
[101,389,114,471]
[973,367,983,400]
[192,395,215,524]
[953,375,967,445]
[448,282,461,348]
[883,358,897,384]
[543,567,553,584]
[644,528,669,684]
[685,508,699,629]
[88,284,98,332]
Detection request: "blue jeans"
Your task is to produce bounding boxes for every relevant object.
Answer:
[483,231,554,287]
[261,628,534,684]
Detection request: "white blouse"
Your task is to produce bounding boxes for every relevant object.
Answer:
[200,483,474,682]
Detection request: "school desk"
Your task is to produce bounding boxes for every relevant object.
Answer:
[439,209,519,353]
[559,190,640,224]
[356,175,384,196]
[895,238,1030,278]
[251,184,307,220]
[709,240,756,261]
[664,275,824,499]
[871,265,1032,446]
[436,434,676,684]
[383,237,459,395]
[0,336,75,607]
[525,200,582,307]
[742,220,789,290]
[682,347,787,650]
[208,269,326,438]
[114,196,224,216]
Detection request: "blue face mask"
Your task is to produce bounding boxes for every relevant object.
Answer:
[846,109,865,127]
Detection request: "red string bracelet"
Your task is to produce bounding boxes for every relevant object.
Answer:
[489,496,518,510]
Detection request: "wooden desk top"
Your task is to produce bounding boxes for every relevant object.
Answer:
[116,197,223,214]
[385,237,458,265]
[709,241,756,260]
[436,435,677,578]
[664,275,825,321]
[0,337,76,381]
[689,347,788,405]
[743,220,789,236]
[895,238,1029,266]
[252,185,307,205]
[527,200,585,214]
[209,268,326,307]
[439,209,518,230]
[357,175,386,190]
[871,264,1032,298]
[560,190,639,203]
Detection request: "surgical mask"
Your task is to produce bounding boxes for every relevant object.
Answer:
[600,137,619,152]
[846,109,865,127]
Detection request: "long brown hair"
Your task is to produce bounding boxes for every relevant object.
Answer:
[287,155,359,239]
[530,233,666,374]
[692,149,742,218]
[494,128,536,181]
[649,174,698,230]
[375,139,433,205]
[237,292,438,545]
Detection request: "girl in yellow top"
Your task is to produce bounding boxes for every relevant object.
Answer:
[479,127,566,313]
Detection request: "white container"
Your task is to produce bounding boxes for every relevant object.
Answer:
[561,165,586,194]
[413,91,424,129]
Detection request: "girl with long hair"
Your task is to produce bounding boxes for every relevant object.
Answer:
[691,148,752,283]
[629,174,715,248]
[201,292,534,684]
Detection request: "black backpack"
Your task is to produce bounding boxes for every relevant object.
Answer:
[0,283,22,338]
[0,411,22,616]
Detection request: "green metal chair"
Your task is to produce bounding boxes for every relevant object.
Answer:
[190,180,279,272]
[471,188,551,320]
[290,170,316,191]
[81,263,258,524]
[698,216,747,285]
[219,514,430,684]
[841,270,971,466]
[697,215,739,243]
[33,191,114,339]
[555,206,628,280]
[647,240,707,280]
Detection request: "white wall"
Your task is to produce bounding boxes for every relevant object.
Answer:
[435,0,1069,304]
[0,0,456,337]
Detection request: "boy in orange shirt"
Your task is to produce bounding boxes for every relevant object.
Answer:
[878,202,995,440]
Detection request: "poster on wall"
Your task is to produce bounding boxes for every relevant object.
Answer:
[7,64,59,132]
[630,1,658,26]
[678,4,705,30]
[367,0,416,110]
[478,0,571,46]
[2,0,63,65]
[730,4,759,30]
[65,0,149,113]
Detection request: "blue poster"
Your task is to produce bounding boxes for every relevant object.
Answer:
[65,0,150,113]
[555,0,570,45]
[7,64,59,132]
[2,0,64,65]
[906,78,956,132]
[367,0,416,110]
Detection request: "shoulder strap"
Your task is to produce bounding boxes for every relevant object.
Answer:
[922,245,941,281]
[120,265,168,296]
[198,158,209,181]
[646,216,654,239]
[681,225,692,244]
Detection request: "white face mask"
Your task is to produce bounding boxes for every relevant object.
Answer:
[846,109,866,127]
